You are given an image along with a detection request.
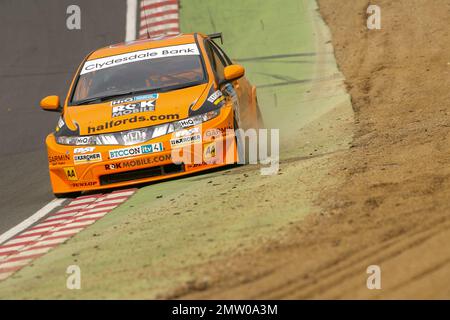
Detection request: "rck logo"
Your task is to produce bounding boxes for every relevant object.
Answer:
[112,100,156,118]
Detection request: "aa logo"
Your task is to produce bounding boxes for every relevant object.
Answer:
[204,142,216,160]
[64,167,78,181]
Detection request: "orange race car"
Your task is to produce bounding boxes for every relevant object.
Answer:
[40,33,263,197]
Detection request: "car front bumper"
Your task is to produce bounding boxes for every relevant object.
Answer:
[46,106,237,194]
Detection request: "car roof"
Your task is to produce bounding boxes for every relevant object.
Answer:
[87,33,206,60]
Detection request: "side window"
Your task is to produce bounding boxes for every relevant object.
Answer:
[205,40,226,83]
[211,42,233,66]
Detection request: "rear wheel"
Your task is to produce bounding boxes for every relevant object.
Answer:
[234,118,247,165]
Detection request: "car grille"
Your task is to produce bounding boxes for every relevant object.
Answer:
[99,164,184,186]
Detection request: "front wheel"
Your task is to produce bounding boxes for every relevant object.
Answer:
[234,118,247,165]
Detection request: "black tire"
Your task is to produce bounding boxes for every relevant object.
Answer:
[54,192,82,199]
[234,118,246,165]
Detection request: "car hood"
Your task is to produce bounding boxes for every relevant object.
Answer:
[62,83,218,136]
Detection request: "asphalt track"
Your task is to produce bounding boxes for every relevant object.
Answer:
[0,0,126,234]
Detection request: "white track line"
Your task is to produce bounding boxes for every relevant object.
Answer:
[0,198,66,246]
[126,0,138,42]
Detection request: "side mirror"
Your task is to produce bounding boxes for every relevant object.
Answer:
[224,64,245,82]
[40,95,61,112]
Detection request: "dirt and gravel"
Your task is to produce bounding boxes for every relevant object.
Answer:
[180,0,450,299]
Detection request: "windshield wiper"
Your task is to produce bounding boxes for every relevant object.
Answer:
[72,96,108,106]
[71,89,159,106]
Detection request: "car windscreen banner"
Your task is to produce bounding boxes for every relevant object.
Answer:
[80,43,199,75]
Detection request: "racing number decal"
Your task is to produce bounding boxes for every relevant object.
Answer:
[64,167,78,181]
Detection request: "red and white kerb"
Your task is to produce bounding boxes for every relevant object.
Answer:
[139,0,180,39]
[0,189,136,281]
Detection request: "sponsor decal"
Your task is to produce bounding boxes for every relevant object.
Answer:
[74,147,95,154]
[49,154,71,164]
[207,90,225,105]
[189,86,225,116]
[224,83,238,101]
[178,118,196,128]
[186,162,208,170]
[203,142,216,161]
[80,44,200,75]
[63,167,78,181]
[205,126,233,138]
[105,154,172,170]
[173,127,200,138]
[170,134,202,147]
[109,143,164,160]
[205,129,221,137]
[73,136,94,145]
[122,130,147,145]
[141,144,163,154]
[56,117,65,132]
[54,117,81,137]
[111,94,158,106]
[111,94,158,118]
[72,181,97,188]
[73,153,102,164]
[87,114,179,134]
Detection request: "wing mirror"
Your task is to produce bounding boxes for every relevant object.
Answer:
[40,95,62,112]
[224,64,245,82]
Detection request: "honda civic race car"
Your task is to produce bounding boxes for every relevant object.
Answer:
[40,33,263,197]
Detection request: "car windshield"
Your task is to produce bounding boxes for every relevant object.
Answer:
[71,43,205,105]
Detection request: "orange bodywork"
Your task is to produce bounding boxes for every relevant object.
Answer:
[45,33,260,195]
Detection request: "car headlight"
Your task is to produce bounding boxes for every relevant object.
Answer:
[55,109,220,146]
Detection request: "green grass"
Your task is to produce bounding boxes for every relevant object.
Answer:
[181,0,316,132]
